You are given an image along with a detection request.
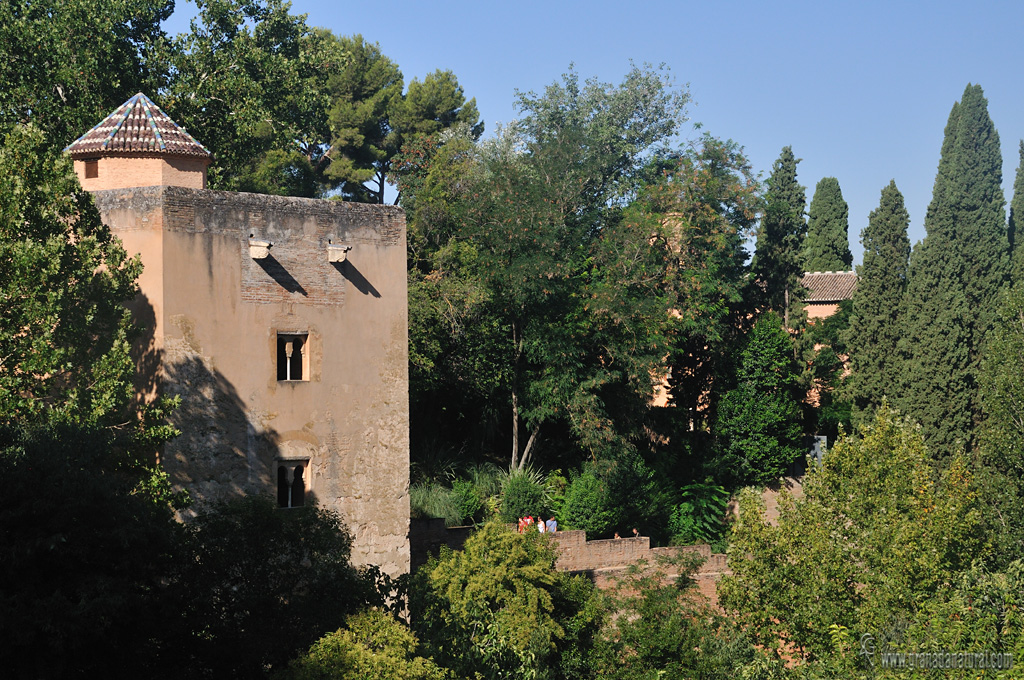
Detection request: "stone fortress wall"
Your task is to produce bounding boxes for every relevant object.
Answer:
[92,186,411,576]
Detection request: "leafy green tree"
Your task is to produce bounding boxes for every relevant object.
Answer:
[0,125,144,428]
[559,466,619,536]
[388,70,483,203]
[0,0,172,148]
[714,312,804,486]
[166,0,347,194]
[0,423,183,679]
[802,176,852,271]
[405,66,689,470]
[1011,140,1024,280]
[590,553,755,679]
[977,283,1024,561]
[639,135,760,434]
[411,520,602,680]
[276,610,449,680]
[394,70,483,140]
[719,404,987,665]
[898,84,1008,454]
[844,181,911,423]
[752,146,806,327]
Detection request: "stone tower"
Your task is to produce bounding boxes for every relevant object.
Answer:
[66,94,411,576]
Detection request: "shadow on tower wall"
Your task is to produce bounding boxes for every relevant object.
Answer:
[128,293,322,517]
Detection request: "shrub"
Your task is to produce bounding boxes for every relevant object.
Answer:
[465,462,502,499]
[411,520,600,680]
[277,610,448,680]
[668,482,729,545]
[559,468,618,537]
[410,482,459,526]
[545,468,569,518]
[449,479,483,525]
[498,465,549,523]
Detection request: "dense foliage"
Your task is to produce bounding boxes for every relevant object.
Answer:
[715,313,804,486]
[411,520,600,679]
[897,84,1008,454]
[844,181,911,423]
[404,65,690,471]
[752,146,806,327]
[0,125,142,427]
[802,176,852,271]
[8,0,1024,671]
[720,405,988,668]
[0,426,378,679]
[278,610,449,680]
[0,0,173,145]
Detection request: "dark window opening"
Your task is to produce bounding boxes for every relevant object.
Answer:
[85,159,99,179]
[277,463,306,508]
[277,333,307,381]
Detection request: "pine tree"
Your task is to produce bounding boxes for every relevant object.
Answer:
[1010,141,1024,280]
[844,181,910,423]
[752,146,807,326]
[897,84,1008,454]
[803,177,852,271]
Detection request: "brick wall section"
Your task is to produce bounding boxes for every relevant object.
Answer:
[410,520,730,606]
[409,479,802,606]
[409,519,475,570]
[553,532,653,571]
[76,155,208,191]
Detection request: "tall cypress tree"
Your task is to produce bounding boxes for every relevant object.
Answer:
[898,84,1008,454]
[1010,141,1024,281]
[844,181,910,423]
[803,177,852,271]
[752,146,806,326]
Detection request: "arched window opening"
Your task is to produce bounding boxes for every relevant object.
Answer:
[277,461,308,508]
[277,333,308,381]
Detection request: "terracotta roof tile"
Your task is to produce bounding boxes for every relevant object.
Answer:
[65,93,211,159]
[801,270,858,302]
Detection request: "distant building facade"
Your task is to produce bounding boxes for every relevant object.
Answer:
[801,270,858,320]
[66,94,410,576]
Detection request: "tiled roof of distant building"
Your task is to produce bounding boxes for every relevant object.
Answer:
[801,270,858,302]
[64,93,211,159]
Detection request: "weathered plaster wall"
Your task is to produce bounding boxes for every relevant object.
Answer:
[806,301,840,320]
[92,186,410,576]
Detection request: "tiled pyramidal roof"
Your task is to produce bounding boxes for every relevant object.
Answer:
[801,270,858,302]
[65,93,211,159]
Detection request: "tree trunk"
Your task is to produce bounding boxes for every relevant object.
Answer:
[511,389,519,469]
[784,285,790,328]
[519,424,540,469]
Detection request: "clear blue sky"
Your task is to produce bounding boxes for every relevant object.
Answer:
[165,0,1024,264]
